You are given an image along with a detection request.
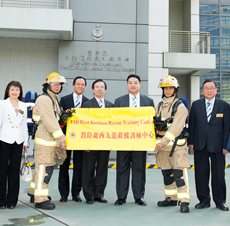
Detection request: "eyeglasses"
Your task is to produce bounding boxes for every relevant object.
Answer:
[203,87,216,91]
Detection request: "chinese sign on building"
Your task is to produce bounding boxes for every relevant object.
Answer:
[66,107,156,151]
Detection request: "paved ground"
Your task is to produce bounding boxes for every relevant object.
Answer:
[1,165,230,226]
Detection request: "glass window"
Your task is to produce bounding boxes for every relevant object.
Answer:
[221,27,230,36]
[221,49,230,58]
[221,16,230,25]
[201,71,220,82]
[200,15,219,25]
[221,38,230,47]
[211,48,220,58]
[199,5,219,14]
[222,60,230,70]
[221,5,230,15]
[222,94,230,103]
[222,83,230,93]
[211,37,220,47]
[222,72,230,82]
[200,26,219,36]
[216,59,220,69]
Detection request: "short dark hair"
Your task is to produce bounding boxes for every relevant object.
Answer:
[92,79,107,90]
[4,81,23,101]
[202,79,217,89]
[73,76,87,86]
[127,74,141,83]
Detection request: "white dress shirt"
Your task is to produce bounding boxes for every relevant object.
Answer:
[129,93,140,107]
[73,93,83,108]
[95,97,105,108]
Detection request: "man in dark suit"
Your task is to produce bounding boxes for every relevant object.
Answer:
[114,74,155,206]
[189,79,230,211]
[58,76,89,202]
[82,79,113,204]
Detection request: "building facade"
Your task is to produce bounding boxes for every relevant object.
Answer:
[199,0,230,103]
[0,0,215,104]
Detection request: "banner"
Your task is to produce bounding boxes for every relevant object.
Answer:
[66,107,156,151]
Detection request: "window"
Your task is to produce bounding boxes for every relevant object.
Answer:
[221,27,230,36]
[221,16,230,25]
[200,15,219,25]
[210,37,220,47]
[221,49,230,58]
[200,26,219,36]
[221,38,230,47]
[199,5,219,14]
[220,5,230,15]
[221,60,230,70]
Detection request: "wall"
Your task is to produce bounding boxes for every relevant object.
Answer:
[59,0,149,103]
[0,37,59,99]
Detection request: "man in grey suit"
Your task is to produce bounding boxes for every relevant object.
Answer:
[58,76,89,203]
[114,74,155,206]
[82,79,113,204]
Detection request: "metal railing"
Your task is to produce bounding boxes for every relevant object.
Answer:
[169,30,210,54]
[0,0,69,9]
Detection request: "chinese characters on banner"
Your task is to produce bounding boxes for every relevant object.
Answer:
[66,107,156,151]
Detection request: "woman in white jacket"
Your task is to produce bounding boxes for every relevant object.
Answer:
[0,81,28,209]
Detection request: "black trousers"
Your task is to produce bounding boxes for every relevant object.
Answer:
[58,150,83,198]
[116,151,146,200]
[0,141,23,206]
[82,151,110,200]
[194,146,226,205]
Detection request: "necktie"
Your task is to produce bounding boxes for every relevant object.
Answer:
[99,100,103,108]
[75,96,80,108]
[132,96,137,107]
[207,102,212,122]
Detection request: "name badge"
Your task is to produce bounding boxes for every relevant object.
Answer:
[18,109,24,115]
[216,113,223,117]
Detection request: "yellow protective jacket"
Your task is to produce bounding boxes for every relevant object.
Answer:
[155,95,188,152]
[33,89,65,149]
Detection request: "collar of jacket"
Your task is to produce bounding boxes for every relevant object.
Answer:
[47,88,58,100]
[162,94,177,106]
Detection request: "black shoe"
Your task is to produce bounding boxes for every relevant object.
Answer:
[195,202,211,209]
[216,203,229,211]
[0,205,6,209]
[28,193,51,203]
[86,198,94,204]
[7,205,15,209]
[60,196,68,202]
[157,197,177,207]
[72,196,82,202]
[114,198,126,206]
[94,197,108,203]
[180,202,189,213]
[35,201,55,210]
[135,198,147,206]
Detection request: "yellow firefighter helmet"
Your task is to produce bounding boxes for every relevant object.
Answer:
[43,72,67,86]
[160,75,180,88]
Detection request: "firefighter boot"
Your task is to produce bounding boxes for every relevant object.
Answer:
[35,200,55,210]
[157,197,177,207]
[28,193,51,203]
[180,202,189,213]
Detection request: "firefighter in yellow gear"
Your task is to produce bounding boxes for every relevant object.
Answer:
[28,72,67,210]
[154,75,190,213]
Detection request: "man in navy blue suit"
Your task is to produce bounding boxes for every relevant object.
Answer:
[189,79,230,211]
[58,76,89,202]
[114,74,155,206]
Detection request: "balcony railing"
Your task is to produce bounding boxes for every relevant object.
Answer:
[0,0,69,9]
[169,30,210,54]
